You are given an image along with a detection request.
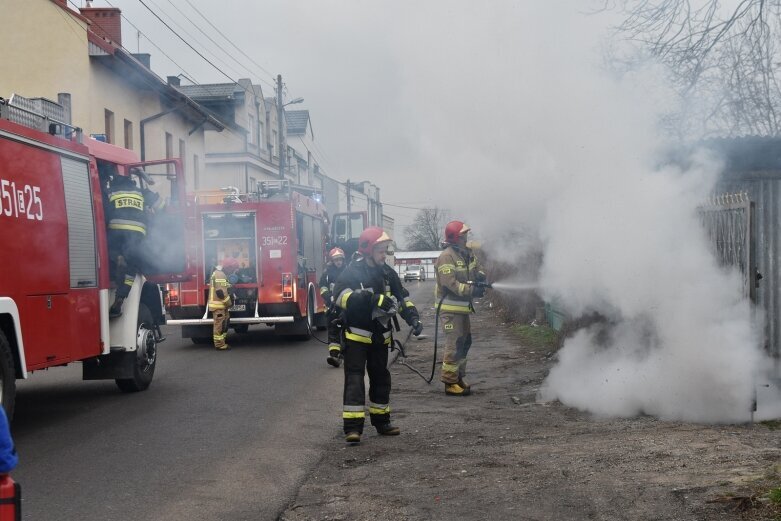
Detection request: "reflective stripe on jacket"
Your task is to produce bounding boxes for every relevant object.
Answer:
[208,268,232,310]
[108,187,146,235]
[434,245,484,314]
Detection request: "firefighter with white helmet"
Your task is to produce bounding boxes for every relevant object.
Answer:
[320,247,347,367]
[435,220,487,396]
[208,257,240,350]
[332,227,423,443]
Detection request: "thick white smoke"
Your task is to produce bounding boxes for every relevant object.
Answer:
[391,2,769,423]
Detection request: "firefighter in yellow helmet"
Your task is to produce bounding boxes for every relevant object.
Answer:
[332,227,423,443]
[320,247,347,367]
[435,220,487,396]
[208,257,240,350]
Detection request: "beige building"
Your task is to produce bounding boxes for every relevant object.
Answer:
[0,0,224,190]
[178,79,279,191]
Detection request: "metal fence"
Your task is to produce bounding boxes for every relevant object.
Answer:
[698,192,756,302]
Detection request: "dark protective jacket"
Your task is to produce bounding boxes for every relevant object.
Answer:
[333,257,419,345]
[107,176,146,235]
[318,262,345,305]
[435,244,485,314]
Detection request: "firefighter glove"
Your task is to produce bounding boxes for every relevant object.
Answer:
[412,320,423,336]
[322,291,332,303]
[476,271,487,283]
[472,284,486,298]
[372,294,396,313]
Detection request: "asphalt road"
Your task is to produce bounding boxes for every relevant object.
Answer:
[10,279,432,521]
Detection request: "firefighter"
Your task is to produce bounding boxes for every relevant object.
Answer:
[333,227,423,444]
[208,257,240,350]
[435,220,487,396]
[107,174,147,318]
[320,247,347,367]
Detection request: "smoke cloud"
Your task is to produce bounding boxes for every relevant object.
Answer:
[394,2,769,423]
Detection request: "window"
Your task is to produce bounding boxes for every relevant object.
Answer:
[249,176,257,192]
[248,115,255,145]
[179,139,186,175]
[271,130,278,157]
[259,122,265,149]
[104,109,114,144]
[123,119,133,149]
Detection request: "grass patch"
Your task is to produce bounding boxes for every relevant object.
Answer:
[512,324,559,349]
[761,420,781,431]
[769,487,781,504]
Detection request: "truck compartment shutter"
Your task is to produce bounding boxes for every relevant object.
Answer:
[60,156,97,288]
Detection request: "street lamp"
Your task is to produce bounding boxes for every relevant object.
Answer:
[277,88,305,179]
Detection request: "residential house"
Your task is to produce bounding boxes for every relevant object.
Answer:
[0,0,224,192]
[284,109,324,192]
[177,79,278,192]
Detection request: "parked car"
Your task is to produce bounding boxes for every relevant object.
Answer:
[404,264,426,281]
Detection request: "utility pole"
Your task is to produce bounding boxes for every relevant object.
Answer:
[277,74,285,180]
[346,178,351,240]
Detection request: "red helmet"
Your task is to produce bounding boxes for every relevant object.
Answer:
[328,247,345,260]
[444,220,471,244]
[357,226,392,256]
[221,257,240,273]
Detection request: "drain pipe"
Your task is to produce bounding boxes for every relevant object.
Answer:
[140,107,179,161]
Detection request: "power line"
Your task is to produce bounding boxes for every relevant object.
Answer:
[161,0,275,90]
[143,0,249,83]
[137,0,241,87]
[180,0,277,86]
[101,0,202,85]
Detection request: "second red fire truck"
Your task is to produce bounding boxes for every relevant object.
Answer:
[165,182,329,342]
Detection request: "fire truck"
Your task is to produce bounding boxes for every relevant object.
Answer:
[165,181,329,342]
[0,95,191,418]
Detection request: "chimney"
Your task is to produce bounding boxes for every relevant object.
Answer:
[80,6,122,46]
[167,76,181,87]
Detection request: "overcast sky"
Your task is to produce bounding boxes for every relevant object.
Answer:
[88,0,616,235]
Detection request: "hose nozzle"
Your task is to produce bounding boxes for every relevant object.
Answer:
[467,281,493,289]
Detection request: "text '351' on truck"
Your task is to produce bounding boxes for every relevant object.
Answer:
[164,182,329,342]
[0,95,193,419]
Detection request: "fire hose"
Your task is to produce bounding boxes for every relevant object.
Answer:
[389,280,492,383]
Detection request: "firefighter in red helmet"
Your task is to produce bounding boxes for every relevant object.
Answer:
[435,220,487,395]
[320,247,347,367]
[208,257,240,350]
[332,227,423,443]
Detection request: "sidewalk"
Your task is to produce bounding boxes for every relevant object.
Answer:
[279,296,781,521]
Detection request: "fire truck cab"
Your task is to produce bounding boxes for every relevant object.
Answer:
[166,181,329,342]
[0,95,190,418]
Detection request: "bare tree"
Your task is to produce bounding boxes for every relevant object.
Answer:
[403,207,450,251]
[605,0,781,136]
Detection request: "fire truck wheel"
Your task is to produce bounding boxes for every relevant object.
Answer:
[0,331,15,421]
[115,304,157,393]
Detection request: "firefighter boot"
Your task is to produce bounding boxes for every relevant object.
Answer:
[445,383,471,396]
[326,348,342,368]
[375,423,401,436]
[458,378,471,392]
[345,431,361,444]
[109,297,125,319]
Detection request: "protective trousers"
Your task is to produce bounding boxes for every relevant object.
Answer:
[213,309,230,349]
[342,335,391,434]
[108,229,144,299]
[327,307,342,353]
[440,313,472,384]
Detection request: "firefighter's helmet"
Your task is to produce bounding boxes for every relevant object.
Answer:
[444,220,471,244]
[221,257,240,273]
[357,227,392,256]
[328,247,345,260]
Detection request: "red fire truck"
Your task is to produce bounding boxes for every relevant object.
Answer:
[165,182,329,342]
[0,95,191,418]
